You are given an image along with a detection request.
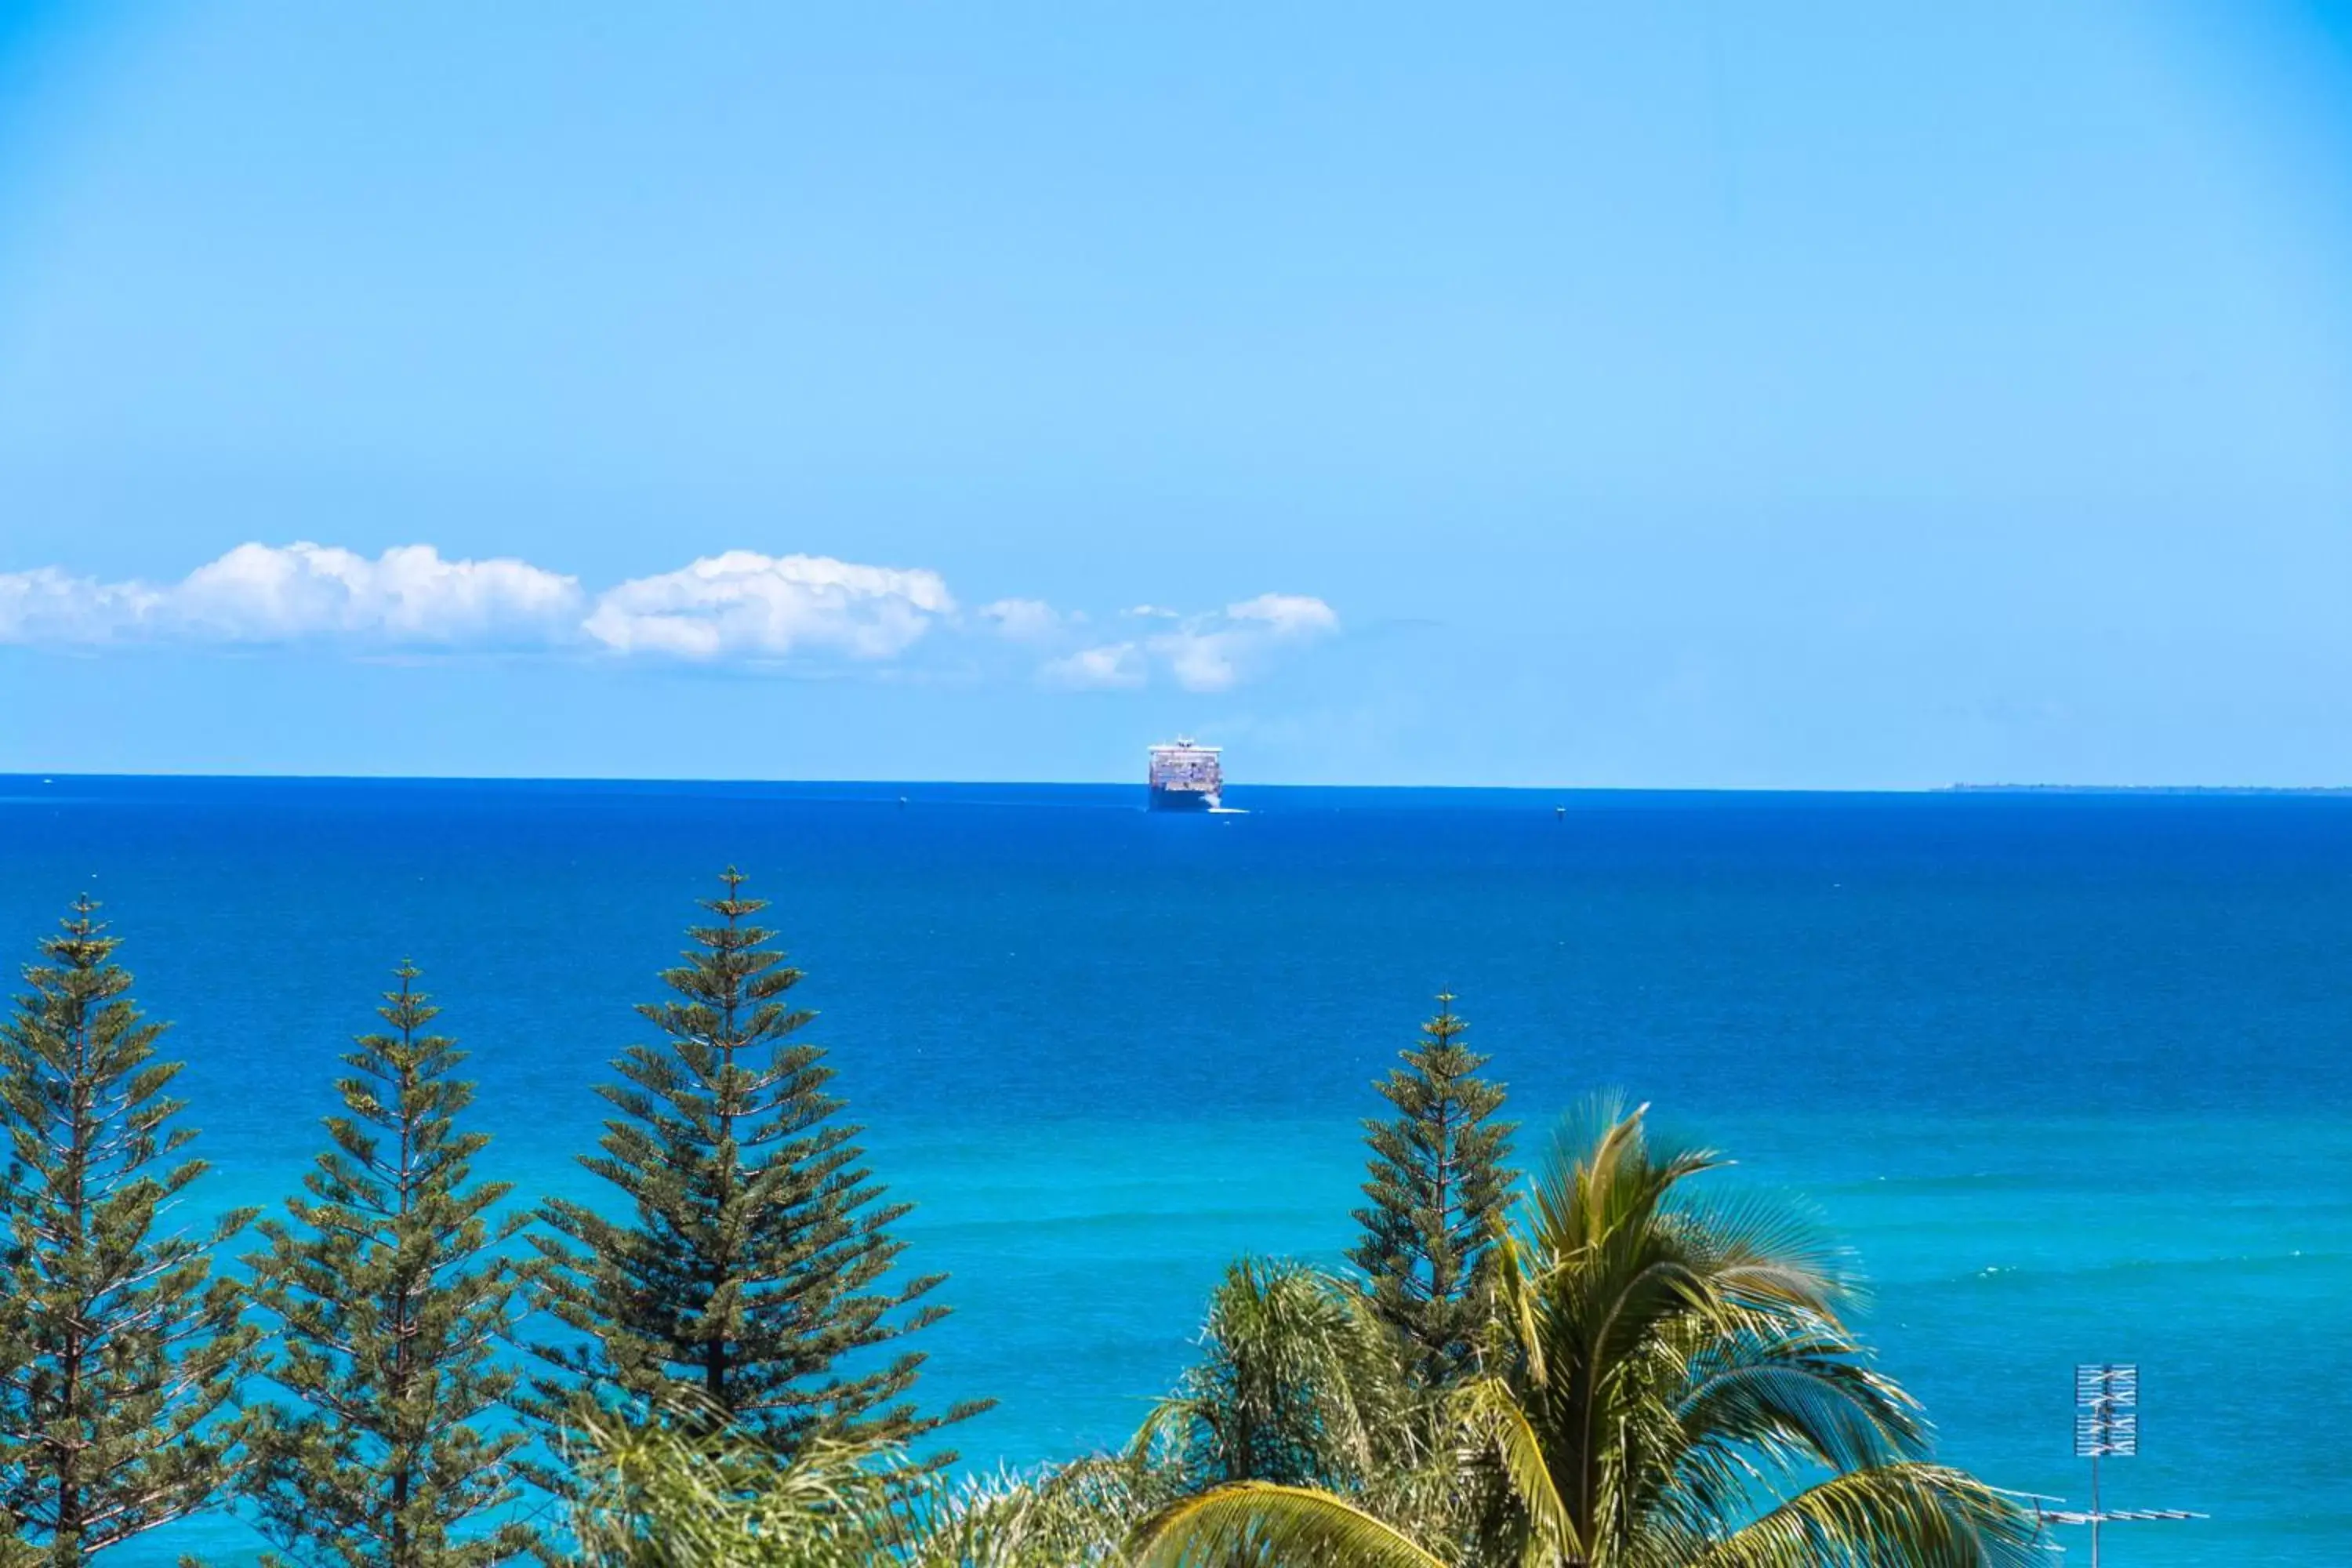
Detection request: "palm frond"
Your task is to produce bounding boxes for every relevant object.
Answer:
[561,1405,907,1567]
[1489,1231,1548,1390]
[1449,1376,1579,1566]
[907,1454,1159,1567]
[1146,1258,1424,1492]
[1130,1482,1452,1568]
[1692,1462,2041,1568]
[1675,1338,1927,1472]
[1664,1185,1856,1316]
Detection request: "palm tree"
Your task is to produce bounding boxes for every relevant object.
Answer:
[560,1387,1168,1568]
[1135,1258,1437,1497]
[560,1403,903,1568]
[902,1457,1160,1567]
[1133,1100,2037,1568]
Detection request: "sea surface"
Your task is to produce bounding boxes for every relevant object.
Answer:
[1,777,2347,1564]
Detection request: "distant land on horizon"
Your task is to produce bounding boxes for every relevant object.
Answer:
[1940,782,2352,796]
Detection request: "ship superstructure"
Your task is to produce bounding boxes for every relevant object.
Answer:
[1148,738,1223,811]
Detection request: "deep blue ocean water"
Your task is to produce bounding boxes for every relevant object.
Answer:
[1,776,2347,1563]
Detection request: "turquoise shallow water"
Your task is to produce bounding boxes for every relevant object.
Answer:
[1,778,2347,1563]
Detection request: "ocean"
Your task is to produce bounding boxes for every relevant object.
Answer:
[0,776,2345,1563]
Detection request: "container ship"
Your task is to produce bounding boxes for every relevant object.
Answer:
[1148,738,1223,811]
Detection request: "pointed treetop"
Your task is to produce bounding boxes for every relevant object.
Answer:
[1348,990,1518,1388]
[528,867,985,1457]
[241,959,537,1566]
[0,896,257,1558]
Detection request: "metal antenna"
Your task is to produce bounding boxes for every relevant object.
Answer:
[2076,1363,2136,1568]
[2024,1364,2203,1562]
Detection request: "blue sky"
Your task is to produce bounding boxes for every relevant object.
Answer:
[2,2,2349,786]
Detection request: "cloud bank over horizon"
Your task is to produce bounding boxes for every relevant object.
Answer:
[0,543,1337,690]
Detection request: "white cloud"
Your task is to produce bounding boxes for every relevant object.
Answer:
[0,543,580,648]
[583,550,955,661]
[1040,642,1148,690]
[1143,593,1341,692]
[1223,592,1341,638]
[176,543,582,644]
[1150,630,1243,693]
[979,597,1070,643]
[0,568,165,645]
[0,544,1336,691]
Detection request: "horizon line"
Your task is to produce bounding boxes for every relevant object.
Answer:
[8,769,2352,797]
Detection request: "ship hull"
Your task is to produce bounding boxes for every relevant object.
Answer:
[1149,786,1221,812]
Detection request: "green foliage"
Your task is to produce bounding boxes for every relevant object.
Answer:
[1347,994,1516,1387]
[560,1401,904,1568]
[1134,1484,1447,1568]
[1137,1259,1435,1500]
[527,869,986,1457]
[1138,1100,2038,1568]
[0,889,2032,1568]
[563,1399,1164,1568]
[240,962,537,1567]
[0,897,259,1561]
[903,1456,1164,1568]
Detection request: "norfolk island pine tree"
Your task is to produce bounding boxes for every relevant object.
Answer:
[0,896,259,1562]
[1347,992,1517,1388]
[524,868,988,1460]
[240,961,539,1567]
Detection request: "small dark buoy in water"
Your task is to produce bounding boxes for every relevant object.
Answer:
[898,796,909,809]
[1555,805,1566,820]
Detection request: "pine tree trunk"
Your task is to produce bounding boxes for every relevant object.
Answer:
[390,1041,416,1568]
[54,1010,92,1562]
